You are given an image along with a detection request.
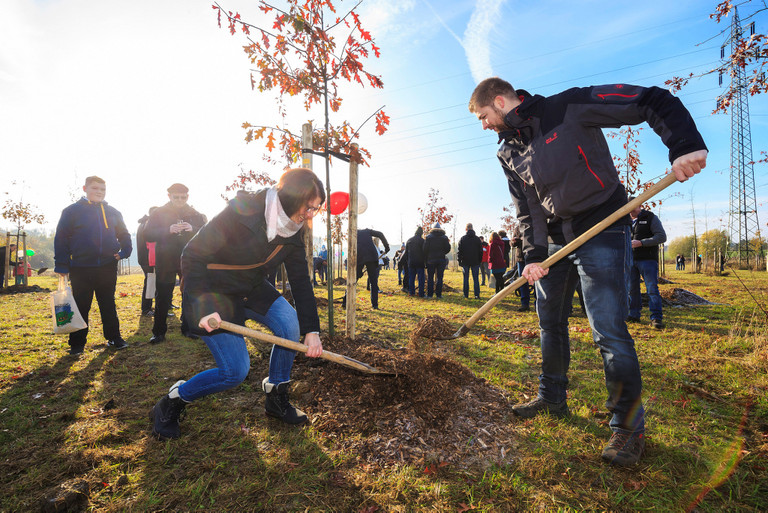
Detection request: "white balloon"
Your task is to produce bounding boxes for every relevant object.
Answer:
[357,193,368,214]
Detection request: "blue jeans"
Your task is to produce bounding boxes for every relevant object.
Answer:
[426,260,447,297]
[516,261,530,307]
[408,266,425,297]
[462,265,480,298]
[534,226,644,434]
[629,259,662,321]
[178,297,300,402]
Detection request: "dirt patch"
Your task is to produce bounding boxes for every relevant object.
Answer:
[333,277,347,286]
[315,296,329,308]
[293,335,515,469]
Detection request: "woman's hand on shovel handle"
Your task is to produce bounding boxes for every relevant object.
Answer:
[672,149,708,182]
[523,263,549,285]
[199,312,222,333]
[304,332,323,358]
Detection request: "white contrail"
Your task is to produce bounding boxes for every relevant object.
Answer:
[462,0,506,84]
[421,0,464,45]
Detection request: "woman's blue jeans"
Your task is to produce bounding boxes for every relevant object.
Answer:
[178,297,301,402]
[534,226,644,434]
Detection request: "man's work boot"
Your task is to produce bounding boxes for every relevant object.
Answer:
[511,396,570,419]
[150,380,187,440]
[262,378,308,425]
[601,431,645,466]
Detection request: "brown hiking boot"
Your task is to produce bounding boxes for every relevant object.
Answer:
[511,397,570,419]
[601,431,645,466]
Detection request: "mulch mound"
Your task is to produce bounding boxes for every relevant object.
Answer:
[292,335,515,469]
[408,315,455,350]
[660,288,717,306]
[0,284,51,295]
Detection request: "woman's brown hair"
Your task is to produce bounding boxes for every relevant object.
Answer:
[276,168,326,217]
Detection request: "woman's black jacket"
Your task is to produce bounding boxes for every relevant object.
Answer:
[181,189,320,336]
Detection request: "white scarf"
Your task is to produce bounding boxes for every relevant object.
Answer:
[265,187,303,242]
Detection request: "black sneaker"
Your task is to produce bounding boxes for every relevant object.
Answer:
[517,305,530,312]
[626,316,641,323]
[108,338,128,350]
[142,309,154,317]
[601,431,645,466]
[511,397,570,419]
[69,346,85,355]
[149,334,166,344]
[651,319,665,329]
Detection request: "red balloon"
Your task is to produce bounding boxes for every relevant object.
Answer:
[329,191,349,215]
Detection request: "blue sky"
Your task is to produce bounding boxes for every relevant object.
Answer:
[1,0,766,250]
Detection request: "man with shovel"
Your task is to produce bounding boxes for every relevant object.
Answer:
[469,78,707,466]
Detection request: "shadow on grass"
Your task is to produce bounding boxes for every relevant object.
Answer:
[0,347,114,510]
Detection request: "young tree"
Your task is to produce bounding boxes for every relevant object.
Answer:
[214,0,389,333]
[608,126,646,197]
[330,211,348,279]
[213,1,388,170]
[499,203,517,233]
[222,167,277,200]
[666,1,767,114]
[2,199,45,238]
[417,188,453,231]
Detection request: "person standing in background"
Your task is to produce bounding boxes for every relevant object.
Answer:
[423,222,451,299]
[54,176,132,355]
[137,207,158,316]
[457,223,483,299]
[145,183,207,344]
[627,200,667,329]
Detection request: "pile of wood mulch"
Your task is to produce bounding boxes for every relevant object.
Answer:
[291,334,516,469]
[0,284,51,295]
[408,315,455,350]
[660,288,717,306]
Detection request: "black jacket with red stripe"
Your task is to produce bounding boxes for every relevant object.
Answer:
[497,84,707,264]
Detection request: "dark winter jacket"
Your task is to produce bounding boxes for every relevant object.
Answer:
[54,198,132,273]
[457,229,483,267]
[137,214,151,268]
[357,228,390,264]
[181,189,320,337]
[145,202,206,282]
[488,238,507,271]
[405,228,425,268]
[497,84,707,264]
[423,227,451,265]
[631,209,667,261]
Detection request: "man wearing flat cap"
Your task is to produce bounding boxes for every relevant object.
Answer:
[144,183,207,343]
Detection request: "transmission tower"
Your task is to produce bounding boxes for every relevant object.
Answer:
[723,6,761,267]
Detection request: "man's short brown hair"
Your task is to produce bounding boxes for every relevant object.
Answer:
[468,77,517,113]
[84,176,105,186]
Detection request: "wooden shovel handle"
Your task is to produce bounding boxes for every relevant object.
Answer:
[207,318,384,374]
[458,172,678,334]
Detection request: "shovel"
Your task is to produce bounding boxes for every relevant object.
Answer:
[438,172,678,340]
[207,318,393,375]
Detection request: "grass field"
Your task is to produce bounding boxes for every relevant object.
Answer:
[1,267,766,512]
